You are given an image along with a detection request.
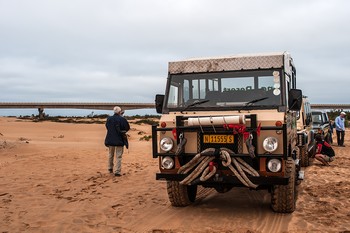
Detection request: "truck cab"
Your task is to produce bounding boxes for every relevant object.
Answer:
[153,52,303,213]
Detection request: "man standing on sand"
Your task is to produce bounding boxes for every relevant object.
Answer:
[105,106,130,176]
[335,112,346,147]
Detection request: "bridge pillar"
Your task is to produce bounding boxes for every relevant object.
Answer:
[38,108,45,119]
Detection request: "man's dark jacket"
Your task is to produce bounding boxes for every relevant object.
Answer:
[104,114,130,147]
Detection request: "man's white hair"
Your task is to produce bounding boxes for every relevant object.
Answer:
[113,106,122,114]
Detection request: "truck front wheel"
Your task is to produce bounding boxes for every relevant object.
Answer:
[271,158,297,213]
[166,181,197,207]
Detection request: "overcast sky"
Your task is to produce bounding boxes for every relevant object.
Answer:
[1,0,350,109]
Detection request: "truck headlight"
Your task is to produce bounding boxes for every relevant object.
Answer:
[160,137,174,152]
[267,159,282,172]
[263,137,278,152]
[161,156,174,169]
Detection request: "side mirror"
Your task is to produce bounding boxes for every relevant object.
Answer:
[155,94,165,114]
[289,89,302,111]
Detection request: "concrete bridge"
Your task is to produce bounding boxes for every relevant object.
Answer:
[309,104,350,110]
[0,102,349,118]
[0,102,155,118]
[0,102,155,110]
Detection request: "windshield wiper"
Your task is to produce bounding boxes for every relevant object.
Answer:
[238,97,269,112]
[181,99,209,113]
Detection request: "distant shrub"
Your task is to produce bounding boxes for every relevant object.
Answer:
[139,135,152,141]
[134,119,158,125]
[16,114,159,125]
[92,114,109,119]
[125,114,160,120]
[18,137,30,141]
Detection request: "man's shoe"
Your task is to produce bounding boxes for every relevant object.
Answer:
[114,173,121,177]
[108,169,113,173]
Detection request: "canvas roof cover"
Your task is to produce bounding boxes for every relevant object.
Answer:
[168,52,288,74]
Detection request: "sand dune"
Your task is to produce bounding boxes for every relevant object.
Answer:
[0,117,349,232]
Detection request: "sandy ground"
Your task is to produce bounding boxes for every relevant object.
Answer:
[0,117,349,233]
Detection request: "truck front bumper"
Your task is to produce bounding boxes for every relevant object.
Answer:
[156,173,289,186]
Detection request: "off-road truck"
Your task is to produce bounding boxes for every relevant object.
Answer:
[153,52,303,213]
[296,97,315,167]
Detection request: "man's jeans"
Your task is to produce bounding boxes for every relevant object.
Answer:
[336,130,345,146]
[108,146,124,174]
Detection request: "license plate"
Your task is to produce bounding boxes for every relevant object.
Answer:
[203,135,234,144]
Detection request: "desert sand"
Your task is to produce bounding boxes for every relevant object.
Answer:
[0,117,349,233]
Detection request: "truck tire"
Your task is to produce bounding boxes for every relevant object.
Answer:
[271,158,296,213]
[166,181,197,207]
[299,146,309,167]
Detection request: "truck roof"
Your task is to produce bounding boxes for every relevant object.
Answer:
[169,52,290,74]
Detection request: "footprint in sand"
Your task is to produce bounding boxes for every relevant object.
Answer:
[111,203,123,210]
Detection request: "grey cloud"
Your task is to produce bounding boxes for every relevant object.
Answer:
[0,0,350,107]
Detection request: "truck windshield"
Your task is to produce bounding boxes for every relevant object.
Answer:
[166,69,283,111]
[312,113,323,125]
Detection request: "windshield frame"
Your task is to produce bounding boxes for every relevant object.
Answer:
[163,69,286,113]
